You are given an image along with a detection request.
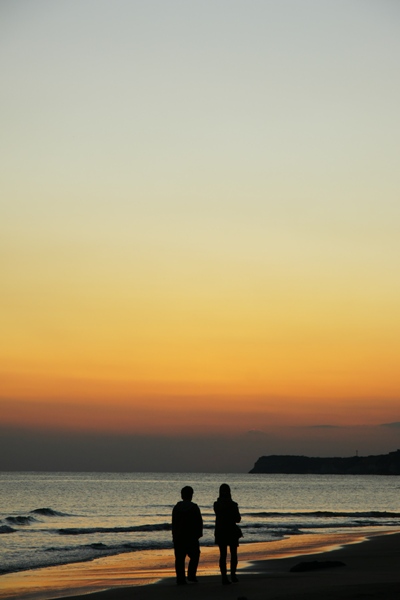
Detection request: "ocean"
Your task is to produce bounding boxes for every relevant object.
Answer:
[1,471,400,578]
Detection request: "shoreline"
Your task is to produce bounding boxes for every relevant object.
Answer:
[1,529,399,600]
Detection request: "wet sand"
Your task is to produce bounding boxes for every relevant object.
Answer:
[1,531,399,600]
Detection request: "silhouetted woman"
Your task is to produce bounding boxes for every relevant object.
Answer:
[213,483,242,584]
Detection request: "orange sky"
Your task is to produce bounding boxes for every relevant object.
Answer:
[1,2,400,465]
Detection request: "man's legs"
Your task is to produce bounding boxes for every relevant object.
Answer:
[187,540,200,581]
[174,544,187,584]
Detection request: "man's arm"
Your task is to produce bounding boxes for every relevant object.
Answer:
[196,505,203,538]
[172,505,178,538]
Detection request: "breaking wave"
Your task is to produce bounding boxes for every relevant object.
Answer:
[57,522,171,536]
[31,508,69,517]
[245,511,400,518]
[0,525,15,534]
[5,516,37,526]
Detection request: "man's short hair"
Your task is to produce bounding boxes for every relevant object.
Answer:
[181,485,194,500]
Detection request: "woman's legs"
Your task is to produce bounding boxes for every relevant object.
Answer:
[229,544,238,578]
[218,544,230,583]
[218,543,239,583]
[218,543,228,575]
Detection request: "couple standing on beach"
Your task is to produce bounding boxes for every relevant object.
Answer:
[172,483,242,586]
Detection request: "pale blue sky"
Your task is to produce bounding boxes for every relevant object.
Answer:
[2,1,399,225]
[2,0,399,297]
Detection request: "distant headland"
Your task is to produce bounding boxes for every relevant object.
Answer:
[249,449,400,475]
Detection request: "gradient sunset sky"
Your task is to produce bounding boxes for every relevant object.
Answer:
[1,0,400,471]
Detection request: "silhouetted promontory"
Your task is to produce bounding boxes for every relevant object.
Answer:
[249,449,400,475]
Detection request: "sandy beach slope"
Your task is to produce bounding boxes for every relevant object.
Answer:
[1,531,399,600]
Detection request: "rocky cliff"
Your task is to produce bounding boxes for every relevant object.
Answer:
[249,449,400,475]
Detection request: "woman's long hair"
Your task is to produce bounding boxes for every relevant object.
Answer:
[218,483,232,500]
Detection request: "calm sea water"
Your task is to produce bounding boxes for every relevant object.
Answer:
[1,472,400,576]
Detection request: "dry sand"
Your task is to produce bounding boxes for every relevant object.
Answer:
[1,531,399,600]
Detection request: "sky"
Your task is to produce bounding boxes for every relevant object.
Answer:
[1,0,400,472]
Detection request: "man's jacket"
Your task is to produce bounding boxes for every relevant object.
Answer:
[172,500,203,543]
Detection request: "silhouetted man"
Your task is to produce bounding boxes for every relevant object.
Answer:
[172,485,203,585]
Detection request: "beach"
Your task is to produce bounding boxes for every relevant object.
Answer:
[1,530,399,600]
